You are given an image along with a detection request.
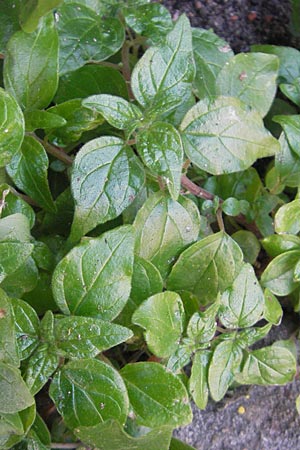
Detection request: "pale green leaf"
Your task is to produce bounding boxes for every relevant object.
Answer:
[274,199,300,235]
[189,351,211,410]
[20,0,63,32]
[0,363,35,414]
[11,298,40,361]
[263,288,283,326]
[261,250,300,295]
[0,289,19,366]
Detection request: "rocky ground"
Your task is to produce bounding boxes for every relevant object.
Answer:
[160,1,300,448]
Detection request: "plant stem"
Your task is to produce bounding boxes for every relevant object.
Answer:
[34,135,73,166]
[181,174,262,238]
[121,42,135,100]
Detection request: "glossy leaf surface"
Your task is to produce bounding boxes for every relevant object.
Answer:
[0,289,19,366]
[11,298,40,361]
[0,363,34,414]
[261,250,300,296]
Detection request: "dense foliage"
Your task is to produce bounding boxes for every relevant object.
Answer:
[0,1,300,449]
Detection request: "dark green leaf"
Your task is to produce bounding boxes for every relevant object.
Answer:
[232,230,260,264]
[235,324,272,348]
[54,315,133,358]
[1,256,38,298]
[280,78,300,107]
[124,3,172,43]
[237,344,296,385]
[130,256,163,304]
[170,437,196,450]
[0,288,19,366]
[0,241,34,284]
[50,358,129,428]
[275,133,300,188]
[41,188,74,236]
[0,87,24,167]
[251,45,300,84]
[0,404,35,450]
[0,363,34,413]
[32,241,55,272]
[0,1,21,54]
[23,344,59,395]
[75,420,172,450]
[192,28,233,100]
[263,288,283,325]
[6,136,56,212]
[70,136,144,241]
[121,362,192,428]
[11,298,40,361]
[55,65,128,103]
[136,121,183,200]
[274,199,300,234]
[216,53,279,117]
[47,99,104,145]
[221,197,242,216]
[261,250,300,295]
[52,226,135,320]
[132,291,184,358]
[273,115,300,156]
[22,271,57,316]
[261,233,300,258]
[189,351,211,410]
[19,0,63,32]
[82,94,142,131]
[0,212,31,242]
[24,110,66,132]
[0,184,35,228]
[167,231,243,305]
[208,340,243,401]
[219,263,264,328]
[134,191,201,279]
[180,96,279,175]
[4,14,59,110]
[56,3,125,75]
[131,15,195,116]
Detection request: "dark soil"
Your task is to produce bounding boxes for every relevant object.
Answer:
[160,1,300,449]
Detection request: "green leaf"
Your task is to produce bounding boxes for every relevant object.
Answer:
[1,256,38,298]
[70,136,144,241]
[235,324,272,348]
[0,1,21,54]
[274,199,300,235]
[0,289,19,366]
[47,99,104,145]
[32,241,55,272]
[124,3,172,43]
[0,88,24,167]
[121,362,192,428]
[39,310,55,343]
[0,241,34,284]
[19,0,63,32]
[189,351,211,410]
[0,185,35,228]
[11,298,40,361]
[280,78,300,107]
[136,121,183,200]
[54,315,133,358]
[52,226,135,320]
[167,231,243,305]
[4,14,59,110]
[82,94,142,131]
[56,3,125,75]
[0,212,31,242]
[6,136,56,212]
[237,344,296,385]
[131,15,195,116]
[261,233,300,258]
[130,256,163,304]
[0,363,35,413]
[0,404,36,450]
[187,303,218,344]
[275,133,300,188]
[169,437,196,450]
[55,65,128,103]
[263,288,283,326]
[251,45,300,84]
[261,250,300,295]
[208,339,243,401]
[50,358,129,428]
[23,344,59,395]
[192,28,233,100]
[216,53,279,117]
[219,263,264,328]
[75,420,172,450]
[167,344,193,373]
[273,115,300,156]
[132,291,184,358]
[24,110,66,132]
[134,191,201,279]
[22,271,56,316]
[180,96,279,175]
[232,230,260,264]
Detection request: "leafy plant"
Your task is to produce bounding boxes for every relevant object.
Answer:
[0,1,299,449]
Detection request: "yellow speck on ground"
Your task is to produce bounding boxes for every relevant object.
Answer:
[238,406,246,414]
